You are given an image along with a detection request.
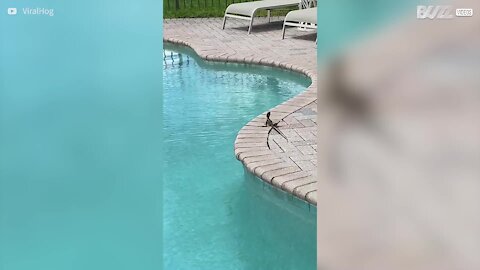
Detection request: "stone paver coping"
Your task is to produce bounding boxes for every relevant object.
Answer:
[164,18,318,205]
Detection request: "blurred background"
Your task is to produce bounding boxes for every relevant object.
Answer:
[0,1,163,269]
[316,0,479,269]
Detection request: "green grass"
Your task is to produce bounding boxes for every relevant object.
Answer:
[164,0,293,18]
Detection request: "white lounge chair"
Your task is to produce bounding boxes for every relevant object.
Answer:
[222,0,301,34]
[282,7,317,40]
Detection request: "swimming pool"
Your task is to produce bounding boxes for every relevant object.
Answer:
[163,43,316,269]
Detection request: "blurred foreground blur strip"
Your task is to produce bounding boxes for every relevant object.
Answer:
[317,0,480,269]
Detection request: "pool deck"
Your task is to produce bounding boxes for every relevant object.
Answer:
[164,17,318,205]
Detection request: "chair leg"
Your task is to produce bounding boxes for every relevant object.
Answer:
[267,10,271,23]
[248,17,254,34]
[282,24,286,39]
[222,16,227,29]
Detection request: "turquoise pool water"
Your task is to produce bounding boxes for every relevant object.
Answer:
[163,44,316,269]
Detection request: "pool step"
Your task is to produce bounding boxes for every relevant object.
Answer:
[163,50,190,68]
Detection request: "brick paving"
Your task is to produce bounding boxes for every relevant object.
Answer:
[164,17,318,205]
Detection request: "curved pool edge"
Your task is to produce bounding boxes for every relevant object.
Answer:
[164,37,318,206]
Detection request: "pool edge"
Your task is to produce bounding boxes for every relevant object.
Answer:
[163,37,318,206]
